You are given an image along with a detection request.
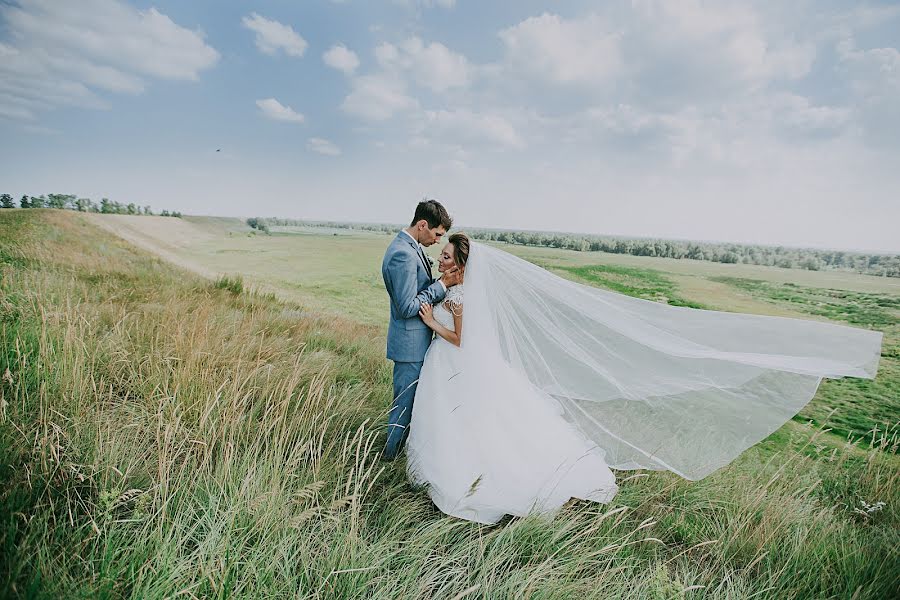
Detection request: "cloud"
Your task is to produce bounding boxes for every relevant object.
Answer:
[242,13,307,57]
[323,44,360,75]
[419,109,524,149]
[0,0,218,120]
[837,38,900,146]
[332,3,896,168]
[256,98,305,123]
[337,35,470,127]
[376,37,471,91]
[498,13,622,87]
[838,39,900,96]
[623,1,815,102]
[769,94,852,138]
[497,5,814,101]
[341,74,418,121]
[307,137,342,156]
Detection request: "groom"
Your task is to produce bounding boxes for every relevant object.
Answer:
[382,199,460,460]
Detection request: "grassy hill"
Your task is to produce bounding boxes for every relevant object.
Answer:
[1,209,897,598]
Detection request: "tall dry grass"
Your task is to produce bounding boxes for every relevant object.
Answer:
[1,209,898,599]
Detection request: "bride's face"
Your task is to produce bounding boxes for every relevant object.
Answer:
[438,243,457,273]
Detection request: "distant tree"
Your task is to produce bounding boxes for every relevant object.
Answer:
[74,197,91,212]
[775,257,794,269]
[47,193,75,209]
[246,217,269,232]
[160,209,170,216]
[0,194,13,208]
[126,203,137,215]
[799,257,821,271]
[143,205,152,215]
[720,252,739,264]
[19,195,30,208]
[171,211,182,218]
[29,195,46,208]
[100,198,112,213]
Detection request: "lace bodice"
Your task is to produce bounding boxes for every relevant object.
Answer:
[434,284,463,331]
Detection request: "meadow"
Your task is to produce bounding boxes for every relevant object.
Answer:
[1,210,898,598]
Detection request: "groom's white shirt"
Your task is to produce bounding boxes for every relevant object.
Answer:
[401,229,447,293]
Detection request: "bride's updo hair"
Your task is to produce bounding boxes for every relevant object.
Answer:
[448,232,470,268]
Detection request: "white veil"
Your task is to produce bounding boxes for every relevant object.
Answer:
[460,242,883,480]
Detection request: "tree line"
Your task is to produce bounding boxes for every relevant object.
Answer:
[0,193,181,217]
[245,217,270,233]
[257,217,900,278]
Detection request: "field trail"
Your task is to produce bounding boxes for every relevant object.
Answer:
[86,213,222,279]
[87,213,392,324]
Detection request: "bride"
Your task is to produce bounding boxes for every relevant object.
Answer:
[405,233,883,525]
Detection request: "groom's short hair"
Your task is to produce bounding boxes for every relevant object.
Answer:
[412,199,452,230]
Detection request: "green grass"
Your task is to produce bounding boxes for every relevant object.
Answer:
[710,276,899,441]
[555,264,709,308]
[711,277,900,328]
[1,209,898,599]
[214,274,245,295]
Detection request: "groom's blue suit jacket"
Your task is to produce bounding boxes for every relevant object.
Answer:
[382,232,447,363]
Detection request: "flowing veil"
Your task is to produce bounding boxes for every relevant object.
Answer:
[459,242,883,480]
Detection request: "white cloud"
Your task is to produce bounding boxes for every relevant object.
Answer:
[0,0,218,120]
[332,3,894,169]
[628,1,815,90]
[307,137,342,156]
[337,35,470,127]
[420,109,524,149]
[376,37,471,91]
[837,38,900,145]
[497,6,814,98]
[323,44,360,75]
[838,39,900,95]
[242,13,307,58]
[341,75,418,121]
[375,43,400,66]
[256,98,305,123]
[769,94,852,137]
[498,14,622,87]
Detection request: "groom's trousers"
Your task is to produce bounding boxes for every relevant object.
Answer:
[384,360,423,460]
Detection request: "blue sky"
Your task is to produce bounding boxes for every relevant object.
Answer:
[1,0,899,252]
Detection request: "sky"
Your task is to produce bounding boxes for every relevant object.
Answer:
[1,0,899,253]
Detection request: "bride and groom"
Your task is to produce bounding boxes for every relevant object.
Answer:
[381,199,883,525]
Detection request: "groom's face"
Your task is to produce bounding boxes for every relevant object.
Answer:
[419,223,446,247]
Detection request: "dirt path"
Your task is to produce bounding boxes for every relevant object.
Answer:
[85,213,220,279]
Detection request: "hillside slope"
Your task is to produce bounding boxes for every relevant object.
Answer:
[1,209,897,599]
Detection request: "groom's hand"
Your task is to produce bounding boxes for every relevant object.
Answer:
[440,266,461,288]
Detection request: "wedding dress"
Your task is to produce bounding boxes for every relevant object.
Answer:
[406,243,882,524]
[406,283,619,524]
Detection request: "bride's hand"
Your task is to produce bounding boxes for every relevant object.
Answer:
[419,303,435,326]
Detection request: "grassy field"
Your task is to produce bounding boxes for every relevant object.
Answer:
[2,209,898,598]
[86,213,900,326]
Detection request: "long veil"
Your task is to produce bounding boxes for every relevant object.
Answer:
[460,242,883,480]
